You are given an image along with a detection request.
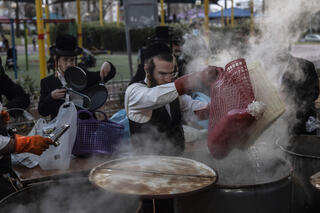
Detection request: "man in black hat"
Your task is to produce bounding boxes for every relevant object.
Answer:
[38,34,116,120]
[125,41,222,213]
[132,26,185,84]
[125,42,222,156]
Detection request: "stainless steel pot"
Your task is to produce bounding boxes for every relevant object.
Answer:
[176,149,293,213]
[0,177,140,213]
[279,135,320,212]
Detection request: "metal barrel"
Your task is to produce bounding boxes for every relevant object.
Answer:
[0,177,140,213]
[281,135,320,212]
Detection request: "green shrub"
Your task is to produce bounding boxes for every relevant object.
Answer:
[49,22,254,52]
[50,22,187,52]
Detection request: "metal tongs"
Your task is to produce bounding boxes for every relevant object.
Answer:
[46,124,70,146]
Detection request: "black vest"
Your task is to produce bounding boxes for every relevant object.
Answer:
[129,98,185,156]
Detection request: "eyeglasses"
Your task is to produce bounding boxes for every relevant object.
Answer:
[158,71,178,79]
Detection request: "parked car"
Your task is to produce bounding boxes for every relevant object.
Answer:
[303,34,320,42]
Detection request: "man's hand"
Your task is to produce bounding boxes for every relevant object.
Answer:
[51,88,66,99]
[100,62,111,82]
[200,66,224,87]
[15,134,54,155]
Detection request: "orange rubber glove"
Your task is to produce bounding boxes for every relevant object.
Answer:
[1,110,10,124]
[15,134,53,155]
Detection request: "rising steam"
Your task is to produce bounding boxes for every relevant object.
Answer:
[181,0,320,185]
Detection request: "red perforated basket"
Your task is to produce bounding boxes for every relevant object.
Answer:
[208,58,255,158]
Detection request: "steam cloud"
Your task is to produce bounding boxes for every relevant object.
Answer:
[181,0,320,185]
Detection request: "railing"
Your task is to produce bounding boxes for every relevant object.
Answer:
[101,79,130,117]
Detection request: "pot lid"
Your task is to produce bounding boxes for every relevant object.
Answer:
[82,84,108,111]
[89,155,217,199]
[64,66,87,91]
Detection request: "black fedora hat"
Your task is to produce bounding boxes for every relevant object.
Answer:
[50,34,82,56]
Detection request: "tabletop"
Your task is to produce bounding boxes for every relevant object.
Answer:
[12,140,208,186]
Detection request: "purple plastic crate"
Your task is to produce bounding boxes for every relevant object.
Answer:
[72,110,124,155]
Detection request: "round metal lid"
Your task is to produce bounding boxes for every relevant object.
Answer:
[64,66,87,91]
[89,155,217,199]
[82,84,108,111]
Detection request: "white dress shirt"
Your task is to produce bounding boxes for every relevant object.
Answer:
[125,80,208,124]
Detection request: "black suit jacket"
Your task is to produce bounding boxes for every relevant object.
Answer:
[38,63,116,120]
[281,55,319,135]
[0,66,30,110]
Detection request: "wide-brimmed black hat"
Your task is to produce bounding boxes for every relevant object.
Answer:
[50,34,82,56]
[142,42,172,62]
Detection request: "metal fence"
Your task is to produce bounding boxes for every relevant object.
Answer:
[101,79,130,117]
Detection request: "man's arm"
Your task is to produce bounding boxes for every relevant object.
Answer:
[125,82,179,112]
[38,77,64,118]
[0,72,30,110]
[85,61,116,87]
[125,82,179,123]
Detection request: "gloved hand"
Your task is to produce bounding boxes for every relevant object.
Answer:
[0,110,10,124]
[174,66,223,95]
[15,134,53,155]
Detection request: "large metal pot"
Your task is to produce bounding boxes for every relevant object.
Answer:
[176,148,293,213]
[0,177,140,213]
[280,135,320,212]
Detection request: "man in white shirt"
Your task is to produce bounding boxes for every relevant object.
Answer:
[125,42,222,156]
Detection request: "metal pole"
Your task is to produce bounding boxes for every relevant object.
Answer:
[117,1,120,27]
[125,27,133,79]
[77,0,83,48]
[204,0,209,33]
[10,19,17,79]
[35,0,47,79]
[99,0,103,26]
[45,1,51,55]
[220,7,224,27]
[250,0,254,35]
[231,0,234,28]
[160,0,164,26]
[224,0,227,26]
[24,23,29,71]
